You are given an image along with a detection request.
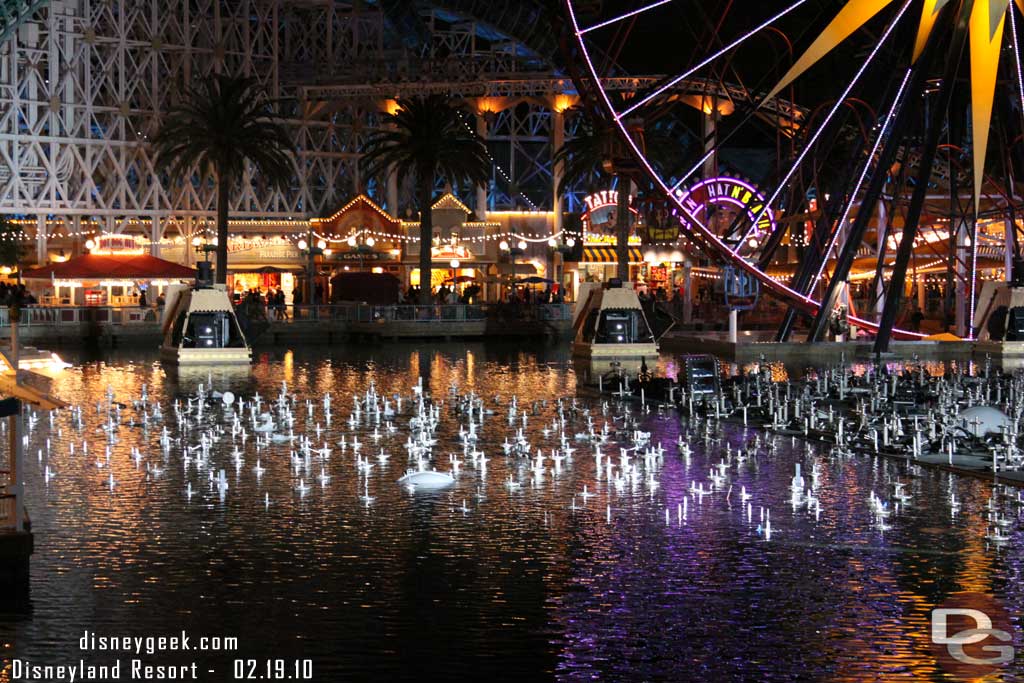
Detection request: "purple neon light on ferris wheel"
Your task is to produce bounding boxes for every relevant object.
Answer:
[676,176,777,245]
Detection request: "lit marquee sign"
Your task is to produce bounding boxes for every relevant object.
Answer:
[675,176,775,248]
[430,244,471,261]
[89,234,143,255]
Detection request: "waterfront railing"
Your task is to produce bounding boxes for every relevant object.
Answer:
[0,303,574,328]
[273,302,572,323]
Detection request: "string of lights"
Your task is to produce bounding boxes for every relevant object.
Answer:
[459,114,539,211]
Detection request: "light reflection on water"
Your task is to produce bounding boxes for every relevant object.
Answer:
[0,342,1022,682]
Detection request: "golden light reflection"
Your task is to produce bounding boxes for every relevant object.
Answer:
[283,350,294,383]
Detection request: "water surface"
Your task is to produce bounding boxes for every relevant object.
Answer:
[1,343,1021,682]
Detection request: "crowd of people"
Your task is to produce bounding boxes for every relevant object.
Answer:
[500,286,564,305]
[399,284,483,305]
[233,287,290,320]
[0,283,36,307]
[394,283,573,306]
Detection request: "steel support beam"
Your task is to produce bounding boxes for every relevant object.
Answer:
[807,40,941,342]
[875,3,971,353]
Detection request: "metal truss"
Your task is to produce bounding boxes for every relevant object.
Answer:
[0,1,47,44]
[0,0,808,246]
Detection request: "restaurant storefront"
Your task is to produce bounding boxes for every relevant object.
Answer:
[573,189,647,289]
[21,234,195,309]
[310,195,406,300]
[400,193,501,300]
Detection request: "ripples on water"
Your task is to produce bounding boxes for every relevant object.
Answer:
[0,343,1021,682]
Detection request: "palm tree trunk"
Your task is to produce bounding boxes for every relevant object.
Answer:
[215,172,230,285]
[615,174,630,282]
[417,177,434,306]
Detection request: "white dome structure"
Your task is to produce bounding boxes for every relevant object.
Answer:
[958,406,1011,437]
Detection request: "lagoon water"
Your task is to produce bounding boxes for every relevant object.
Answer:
[1,343,1022,682]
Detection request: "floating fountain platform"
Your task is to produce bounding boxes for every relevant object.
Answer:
[160,281,251,366]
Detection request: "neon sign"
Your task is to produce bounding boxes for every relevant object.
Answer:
[431,244,471,260]
[583,189,627,213]
[675,176,775,248]
[90,234,143,255]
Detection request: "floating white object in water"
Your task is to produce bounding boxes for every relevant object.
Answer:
[398,469,455,490]
[791,463,805,492]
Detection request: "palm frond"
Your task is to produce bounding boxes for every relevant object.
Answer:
[360,94,489,201]
[152,74,295,190]
[152,74,295,283]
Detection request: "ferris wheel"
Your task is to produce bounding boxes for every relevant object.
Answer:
[561,0,1024,346]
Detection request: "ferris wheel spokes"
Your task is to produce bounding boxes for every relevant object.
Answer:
[808,68,915,294]
[611,0,812,122]
[576,0,677,36]
[728,0,915,257]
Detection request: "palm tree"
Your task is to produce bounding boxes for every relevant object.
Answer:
[555,106,686,282]
[360,95,489,305]
[0,217,24,282]
[554,113,635,281]
[153,74,294,284]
